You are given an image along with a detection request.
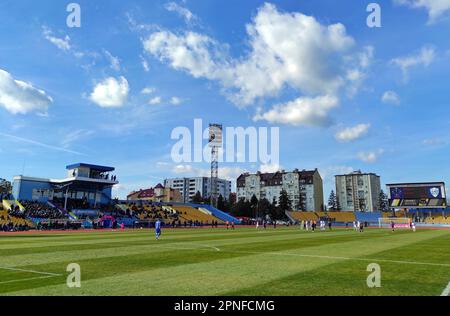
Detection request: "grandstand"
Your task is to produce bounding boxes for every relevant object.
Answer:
[115,201,236,227]
[189,203,240,224]
[424,215,450,224]
[287,209,450,228]
[17,200,64,219]
[0,196,240,231]
[169,205,223,224]
[409,209,450,225]
[288,211,357,224]
[0,202,34,231]
[287,211,390,226]
[326,212,356,223]
[354,212,383,224]
[287,211,318,222]
[12,163,118,208]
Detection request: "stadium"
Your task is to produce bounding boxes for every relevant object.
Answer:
[1,0,450,304]
[1,163,449,297]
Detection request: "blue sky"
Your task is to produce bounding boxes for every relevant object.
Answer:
[0,0,450,200]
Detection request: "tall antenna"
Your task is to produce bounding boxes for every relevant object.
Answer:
[209,123,222,208]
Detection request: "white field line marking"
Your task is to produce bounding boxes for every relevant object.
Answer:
[155,244,220,252]
[201,245,221,252]
[225,250,450,268]
[149,243,449,267]
[0,275,57,285]
[0,266,62,276]
[150,244,448,267]
[441,281,450,296]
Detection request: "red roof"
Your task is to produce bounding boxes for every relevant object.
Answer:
[127,188,155,199]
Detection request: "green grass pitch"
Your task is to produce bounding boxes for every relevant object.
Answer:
[0,227,449,296]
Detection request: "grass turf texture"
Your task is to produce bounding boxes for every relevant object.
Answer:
[0,227,449,296]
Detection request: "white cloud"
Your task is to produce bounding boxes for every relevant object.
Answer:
[42,27,71,51]
[140,55,150,72]
[391,46,436,81]
[165,2,197,24]
[0,132,85,155]
[253,95,339,127]
[346,46,374,97]
[126,12,159,33]
[104,50,121,71]
[382,90,401,105]
[394,0,450,23]
[144,31,220,81]
[173,164,195,174]
[148,96,162,105]
[170,96,182,105]
[335,124,370,142]
[143,3,370,108]
[141,87,155,94]
[357,149,384,163]
[89,76,129,108]
[61,129,93,148]
[0,69,53,115]
[260,163,282,173]
[423,138,446,146]
[219,167,249,182]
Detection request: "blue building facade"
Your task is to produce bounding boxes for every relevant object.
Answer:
[12,163,118,206]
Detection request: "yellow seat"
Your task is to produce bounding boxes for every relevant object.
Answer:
[326,212,356,222]
[288,211,318,222]
[170,206,222,224]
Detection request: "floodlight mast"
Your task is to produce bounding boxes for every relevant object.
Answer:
[209,124,222,209]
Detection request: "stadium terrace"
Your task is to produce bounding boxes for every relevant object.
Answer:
[1,163,240,232]
[1,163,450,297]
[1,163,450,233]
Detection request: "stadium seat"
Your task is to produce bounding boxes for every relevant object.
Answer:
[287,211,319,222]
[170,205,222,224]
[326,212,356,222]
[355,212,382,224]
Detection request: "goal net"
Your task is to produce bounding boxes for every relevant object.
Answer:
[378,217,411,229]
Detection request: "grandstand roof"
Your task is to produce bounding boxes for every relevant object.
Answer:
[66,163,115,172]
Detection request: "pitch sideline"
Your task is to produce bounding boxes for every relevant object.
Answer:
[441,281,450,296]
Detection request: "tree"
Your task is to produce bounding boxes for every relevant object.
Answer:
[232,198,251,217]
[378,190,388,212]
[224,193,236,214]
[217,195,225,211]
[250,195,259,218]
[0,178,11,198]
[228,193,236,208]
[192,191,203,204]
[258,198,272,218]
[328,190,338,211]
[277,190,291,219]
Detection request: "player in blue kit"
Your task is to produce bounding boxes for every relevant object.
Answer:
[155,219,162,240]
